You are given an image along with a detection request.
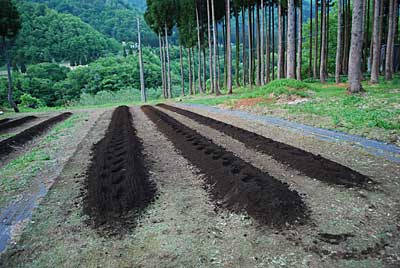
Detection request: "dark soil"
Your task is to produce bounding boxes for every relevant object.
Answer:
[0,116,37,133]
[142,105,307,227]
[0,118,11,125]
[84,106,156,232]
[0,113,72,158]
[158,104,371,188]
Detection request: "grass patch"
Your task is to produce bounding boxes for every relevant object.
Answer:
[0,114,81,208]
[181,78,400,144]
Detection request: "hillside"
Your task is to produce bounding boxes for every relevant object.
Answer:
[10,1,120,67]
[29,0,158,46]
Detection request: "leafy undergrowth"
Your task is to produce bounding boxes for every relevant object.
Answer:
[182,79,400,145]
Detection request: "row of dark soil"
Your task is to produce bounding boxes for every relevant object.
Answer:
[142,105,307,227]
[158,104,371,187]
[0,116,37,133]
[0,113,72,158]
[84,106,156,230]
[0,118,11,125]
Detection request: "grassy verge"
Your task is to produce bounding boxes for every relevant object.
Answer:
[180,79,400,145]
[0,114,82,208]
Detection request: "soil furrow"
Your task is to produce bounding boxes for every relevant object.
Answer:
[0,116,37,134]
[142,105,308,227]
[158,104,372,187]
[84,106,156,231]
[0,118,11,125]
[0,113,72,158]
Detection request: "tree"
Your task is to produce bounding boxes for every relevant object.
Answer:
[137,18,146,103]
[226,0,232,93]
[335,0,343,83]
[287,0,296,78]
[1,0,22,112]
[296,0,302,80]
[370,0,381,83]
[348,0,365,93]
[319,0,327,82]
[385,0,397,80]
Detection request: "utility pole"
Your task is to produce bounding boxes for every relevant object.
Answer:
[137,18,146,103]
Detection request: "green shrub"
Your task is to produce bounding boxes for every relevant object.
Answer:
[20,93,46,109]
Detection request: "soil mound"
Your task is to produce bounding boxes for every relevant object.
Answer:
[84,106,156,231]
[0,113,71,158]
[143,105,307,227]
[0,116,37,133]
[158,104,371,187]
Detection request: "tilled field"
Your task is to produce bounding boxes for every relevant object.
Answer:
[84,106,156,231]
[142,105,307,227]
[0,116,37,134]
[158,104,372,187]
[0,112,72,159]
[0,105,399,268]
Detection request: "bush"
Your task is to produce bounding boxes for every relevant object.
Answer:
[20,93,46,109]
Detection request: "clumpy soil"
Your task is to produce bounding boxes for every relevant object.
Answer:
[158,104,371,188]
[0,113,72,158]
[0,116,37,134]
[84,106,156,231]
[142,105,307,227]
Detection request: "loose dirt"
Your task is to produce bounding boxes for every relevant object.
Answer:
[158,104,372,188]
[0,113,72,159]
[142,105,307,227]
[84,106,156,231]
[0,116,37,134]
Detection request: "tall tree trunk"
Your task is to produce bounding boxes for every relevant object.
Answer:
[216,24,222,90]
[235,5,240,87]
[211,0,220,95]
[348,0,365,93]
[207,0,214,93]
[159,33,166,98]
[223,19,227,88]
[188,48,193,95]
[192,48,196,93]
[336,0,344,83]
[3,37,19,112]
[283,14,287,77]
[313,0,319,78]
[266,1,271,83]
[272,3,275,80]
[180,45,185,96]
[248,1,254,87]
[203,48,207,91]
[320,0,327,82]
[370,0,381,83]
[277,3,284,79]
[165,25,172,98]
[137,18,146,103]
[297,0,303,80]
[226,0,232,93]
[256,2,262,86]
[309,0,313,77]
[343,0,351,74]
[261,0,265,85]
[287,0,296,78]
[196,4,204,93]
[385,0,396,80]
[242,4,247,86]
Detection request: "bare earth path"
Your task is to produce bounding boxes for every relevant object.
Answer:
[0,105,399,268]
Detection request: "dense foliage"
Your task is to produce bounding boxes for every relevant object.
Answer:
[30,0,158,45]
[9,1,120,67]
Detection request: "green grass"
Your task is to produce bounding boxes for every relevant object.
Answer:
[180,78,400,144]
[0,114,81,208]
